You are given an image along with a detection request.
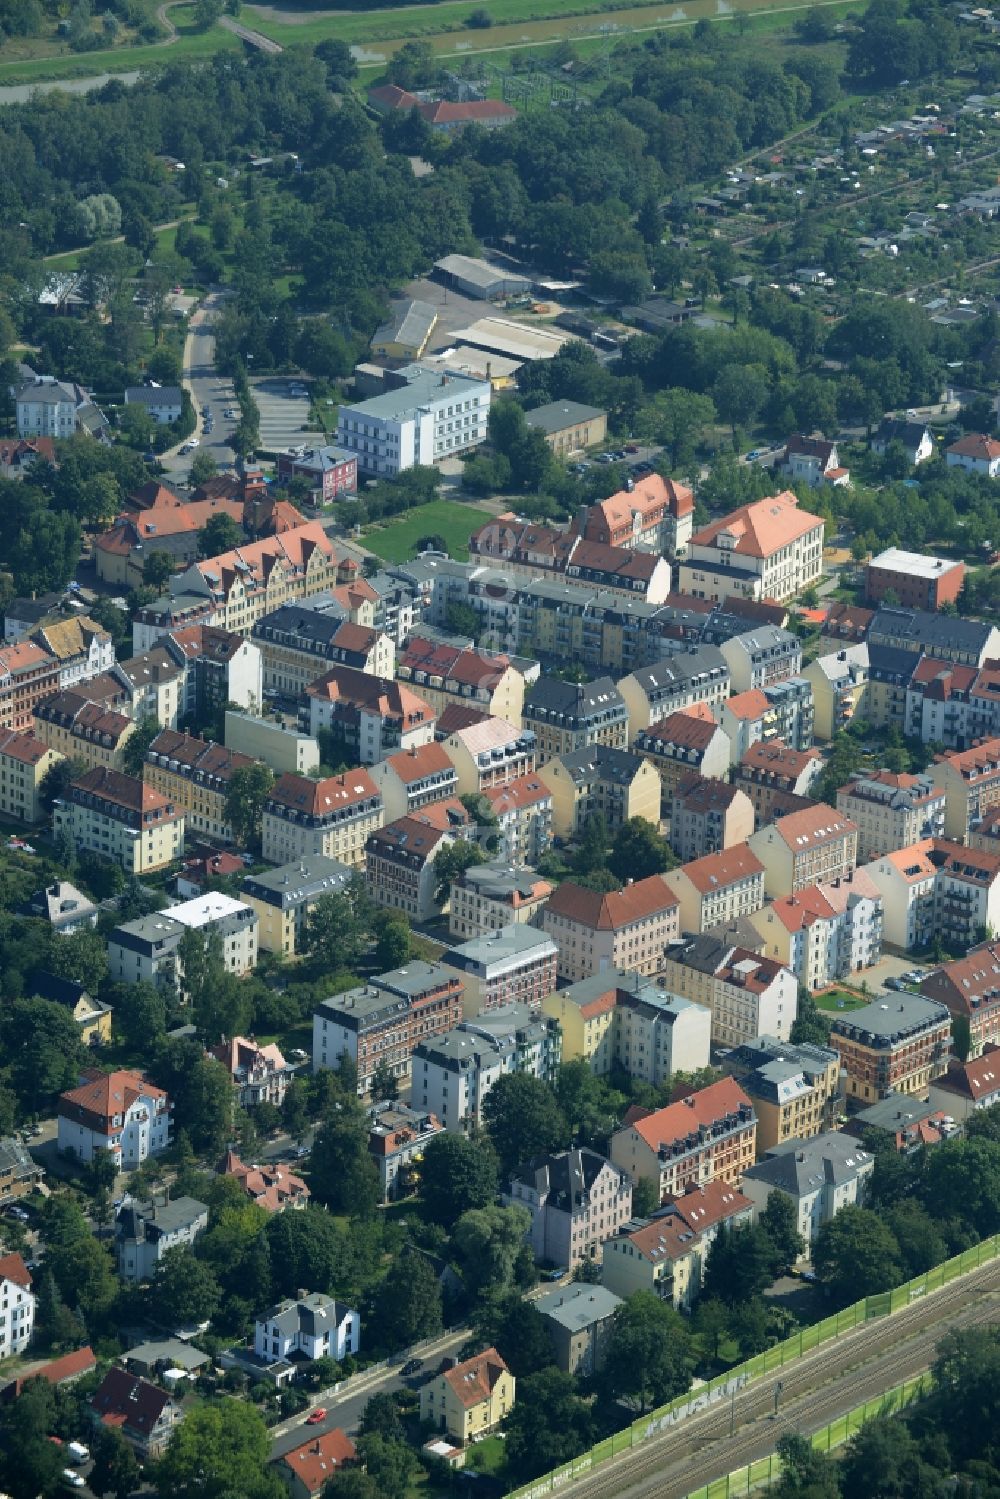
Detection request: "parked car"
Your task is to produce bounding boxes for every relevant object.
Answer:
[67,1442,90,1464]
[61,1471,85,1490]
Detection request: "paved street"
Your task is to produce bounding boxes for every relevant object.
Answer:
[160,289,237,482]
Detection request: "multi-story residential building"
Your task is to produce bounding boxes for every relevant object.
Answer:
[569,474,695,557]
[365,801,473,923]
[541,969,709,1080]
[541,875,680,984]
[781,434,848,488]
[113,644,187,729]
[442,716,537,797]
[514,579,701,676]
[254,1294,359,1365]
[718,626,802,695]
[660,936,798,1047]
[275,444,358,502]
[419,1348,514,1446]
[725,1036,842,1155]
[53,766,184,874]
[669,777,755,863]
[679,492,825,603]
[0,1253,33,1359]
[871,418,934,467]
[31,615,115,690]
[921,943,1000,1056]
[253,604,393,696]
[0,728,62,823]
[448,863,552,940]
[370,742,458,823]
[104,886,256,992]
[368,1101,444,1201]
[666,846,766,936]
[223,714,318,777]
[837,770,946,862]
[930,738,1000,841]
[865,548,965,611]
[312,962,464,1095]
[731,742,823,829]
[522,676,629,764]
[830,993,952,1102]
[0,1137,43,1206]
[114,1196,208,1283]
[242,855,353,957]
[143,730,256,843]
[749,870,882,990]
[929,1044,1000,1120]
[535,1282,623,1376]
[601,1181,753,1308]
[864,838,1000,953]
[805,646,870,740]
[262,769,384,869]
[504,1147,633,1268]
[33,692,135,772]
[440,922,559,1016]
[482,772,553,866]
[57,1068,171,1168]
[90,1370,182,1459]
[469,517,674,605]
[868,606,1000,669]
[217,1148,309,1213]
[609,1077,757,1203]
[617,648,731,741]
[634,707,731,806]
[16,375,104,438]
[306,667,435,764]
[411,1003,561,1133]
[539,745,661,840]
[864,643,919,736]
[749,804,859,899]
[903,657,1000,751]
[843,1094,952,1154]
[719,678,815,764]
[741,1133,874,1254]
[24,879,98,936]
[396,637,525,727]
[337,364,491,476]
[29,972,109,1045]
[971,804,1000,857]
[0,640,63,731]
[209,1037,295,1109]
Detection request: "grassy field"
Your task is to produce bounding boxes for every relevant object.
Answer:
[363,499,485,562]
[815,988,868,1014]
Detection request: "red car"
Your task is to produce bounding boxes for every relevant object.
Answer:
[305,1409,327,1425]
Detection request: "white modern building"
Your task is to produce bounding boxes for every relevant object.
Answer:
[107,892,259,991]
[336,364,491,476]
[253,1294,359,1365]
[411,1003,561,1133]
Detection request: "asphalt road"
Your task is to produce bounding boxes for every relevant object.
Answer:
[160,289,237,482]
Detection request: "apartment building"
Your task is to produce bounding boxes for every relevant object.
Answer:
[804,645,870,740]
[336,364,491,476]
[448,862,552,940]
[836,771,946,862]
[903,657,1000,752]
[53,766,184,874]
[666,846,766,936]
[365,801,473,923]
[541,875,680,984]
[568,474,695,557]
[601,1181,753,1308]
[143,730,256,843]
[107,893,259,992]
[749,870,883,990]
[0,640,63,731]
[440,922,558,1016]
[210,1036,295,1109]
[542,969,710,1080]
[539,745,661,840]
[31,614,115,691]
[929,738,1000,841]
[33,691,135,772]
[114,1196,209,1284]
[522,676,629,764]
[929,1044,1000,1120]
[718,626,802,695]
[242,855,353,957]
[725,1036,842,1155]
[609,1077,757,1203]
[921,944,1000,1057]
[741,1133,874,1253]
[223,714,319,777]
[0,729,62,823]
[57,1068,171,1168]
[669,776,754,863]
[830,993,952,1102]
[660,935,798,1047]
[16,376,88,437]
[253,605,393,696]
[749,804,859,899]
[370,742,458,823]
[306,667,435,764]
[0,1137,43,1206]
[411,1003,561,1132]
[731,742,822,830]
[504,1148,632,1269]
[89,1370,182,1459]
[419,1348,514,1446]
[720,678,815,764]
[865,548,965,611]
[617,648,731,741]
[254,1294,359,1366]
[397,636,525,727]
[867,606,1000,668]
[972,804,1000,857]
[864,838,1000,953]
[368,1101,445,1201]
[634,707,731,806]
[483,773,553,865]
[442,717,537,798]
[469,515,674,603]
[262,770,383,868]
[679,492,824,603]
[312,961,464,1095]
[535,1283,623,1376]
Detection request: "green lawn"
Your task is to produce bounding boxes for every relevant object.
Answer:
[363,500,485,563]
[463,1435,508,1478]
[815,989,868,1014]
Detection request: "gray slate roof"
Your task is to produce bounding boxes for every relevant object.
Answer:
[743,1131,871,1195]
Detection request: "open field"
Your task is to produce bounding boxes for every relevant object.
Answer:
[363,499,485,562]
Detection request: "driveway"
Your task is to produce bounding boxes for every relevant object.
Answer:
[160,288,238,482]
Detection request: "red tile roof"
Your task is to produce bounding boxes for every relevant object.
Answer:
[669,845,764,896]
[441,1347,510,1409]
[267,769,380,819]
[769,803,858,851]
[628,1077,754,1153]
[384,741,456,784]
[484,773,552,815]
[279,1430,357,1494]
[544,873,678,931]
[947,432,1000,461]
[690,492,822,559]
[69,766,179,819]
[59,1068,166,1125]
[638,707,721,753]
[0,1252,31,1289]
[0,728,55,765]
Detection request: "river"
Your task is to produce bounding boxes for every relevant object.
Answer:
[0,69,140,105]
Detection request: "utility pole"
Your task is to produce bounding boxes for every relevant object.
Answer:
[774,1380,784,1419]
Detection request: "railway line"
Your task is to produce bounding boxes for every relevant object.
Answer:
[569,1255,1000,1499]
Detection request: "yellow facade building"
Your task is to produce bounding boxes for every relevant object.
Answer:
[0,729,63,824]
[419,1348,514,1446]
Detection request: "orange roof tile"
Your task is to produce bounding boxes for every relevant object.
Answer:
[690,492,822,560]
[442,1347,510,1409]
[628,1077,754,1153]
[280,1430,357,1493]
[669,846,764,896]
[544,873,678,931]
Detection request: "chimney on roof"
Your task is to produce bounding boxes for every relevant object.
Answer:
[297,1288,309,1301]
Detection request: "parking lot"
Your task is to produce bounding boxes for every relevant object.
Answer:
[250,376,317,455]
[400,276,511,353]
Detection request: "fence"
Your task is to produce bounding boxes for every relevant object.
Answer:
[506,1235,1000,1499]
[682,1373,932,1499]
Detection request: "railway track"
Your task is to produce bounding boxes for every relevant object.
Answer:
[569,1255,1000,1499]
